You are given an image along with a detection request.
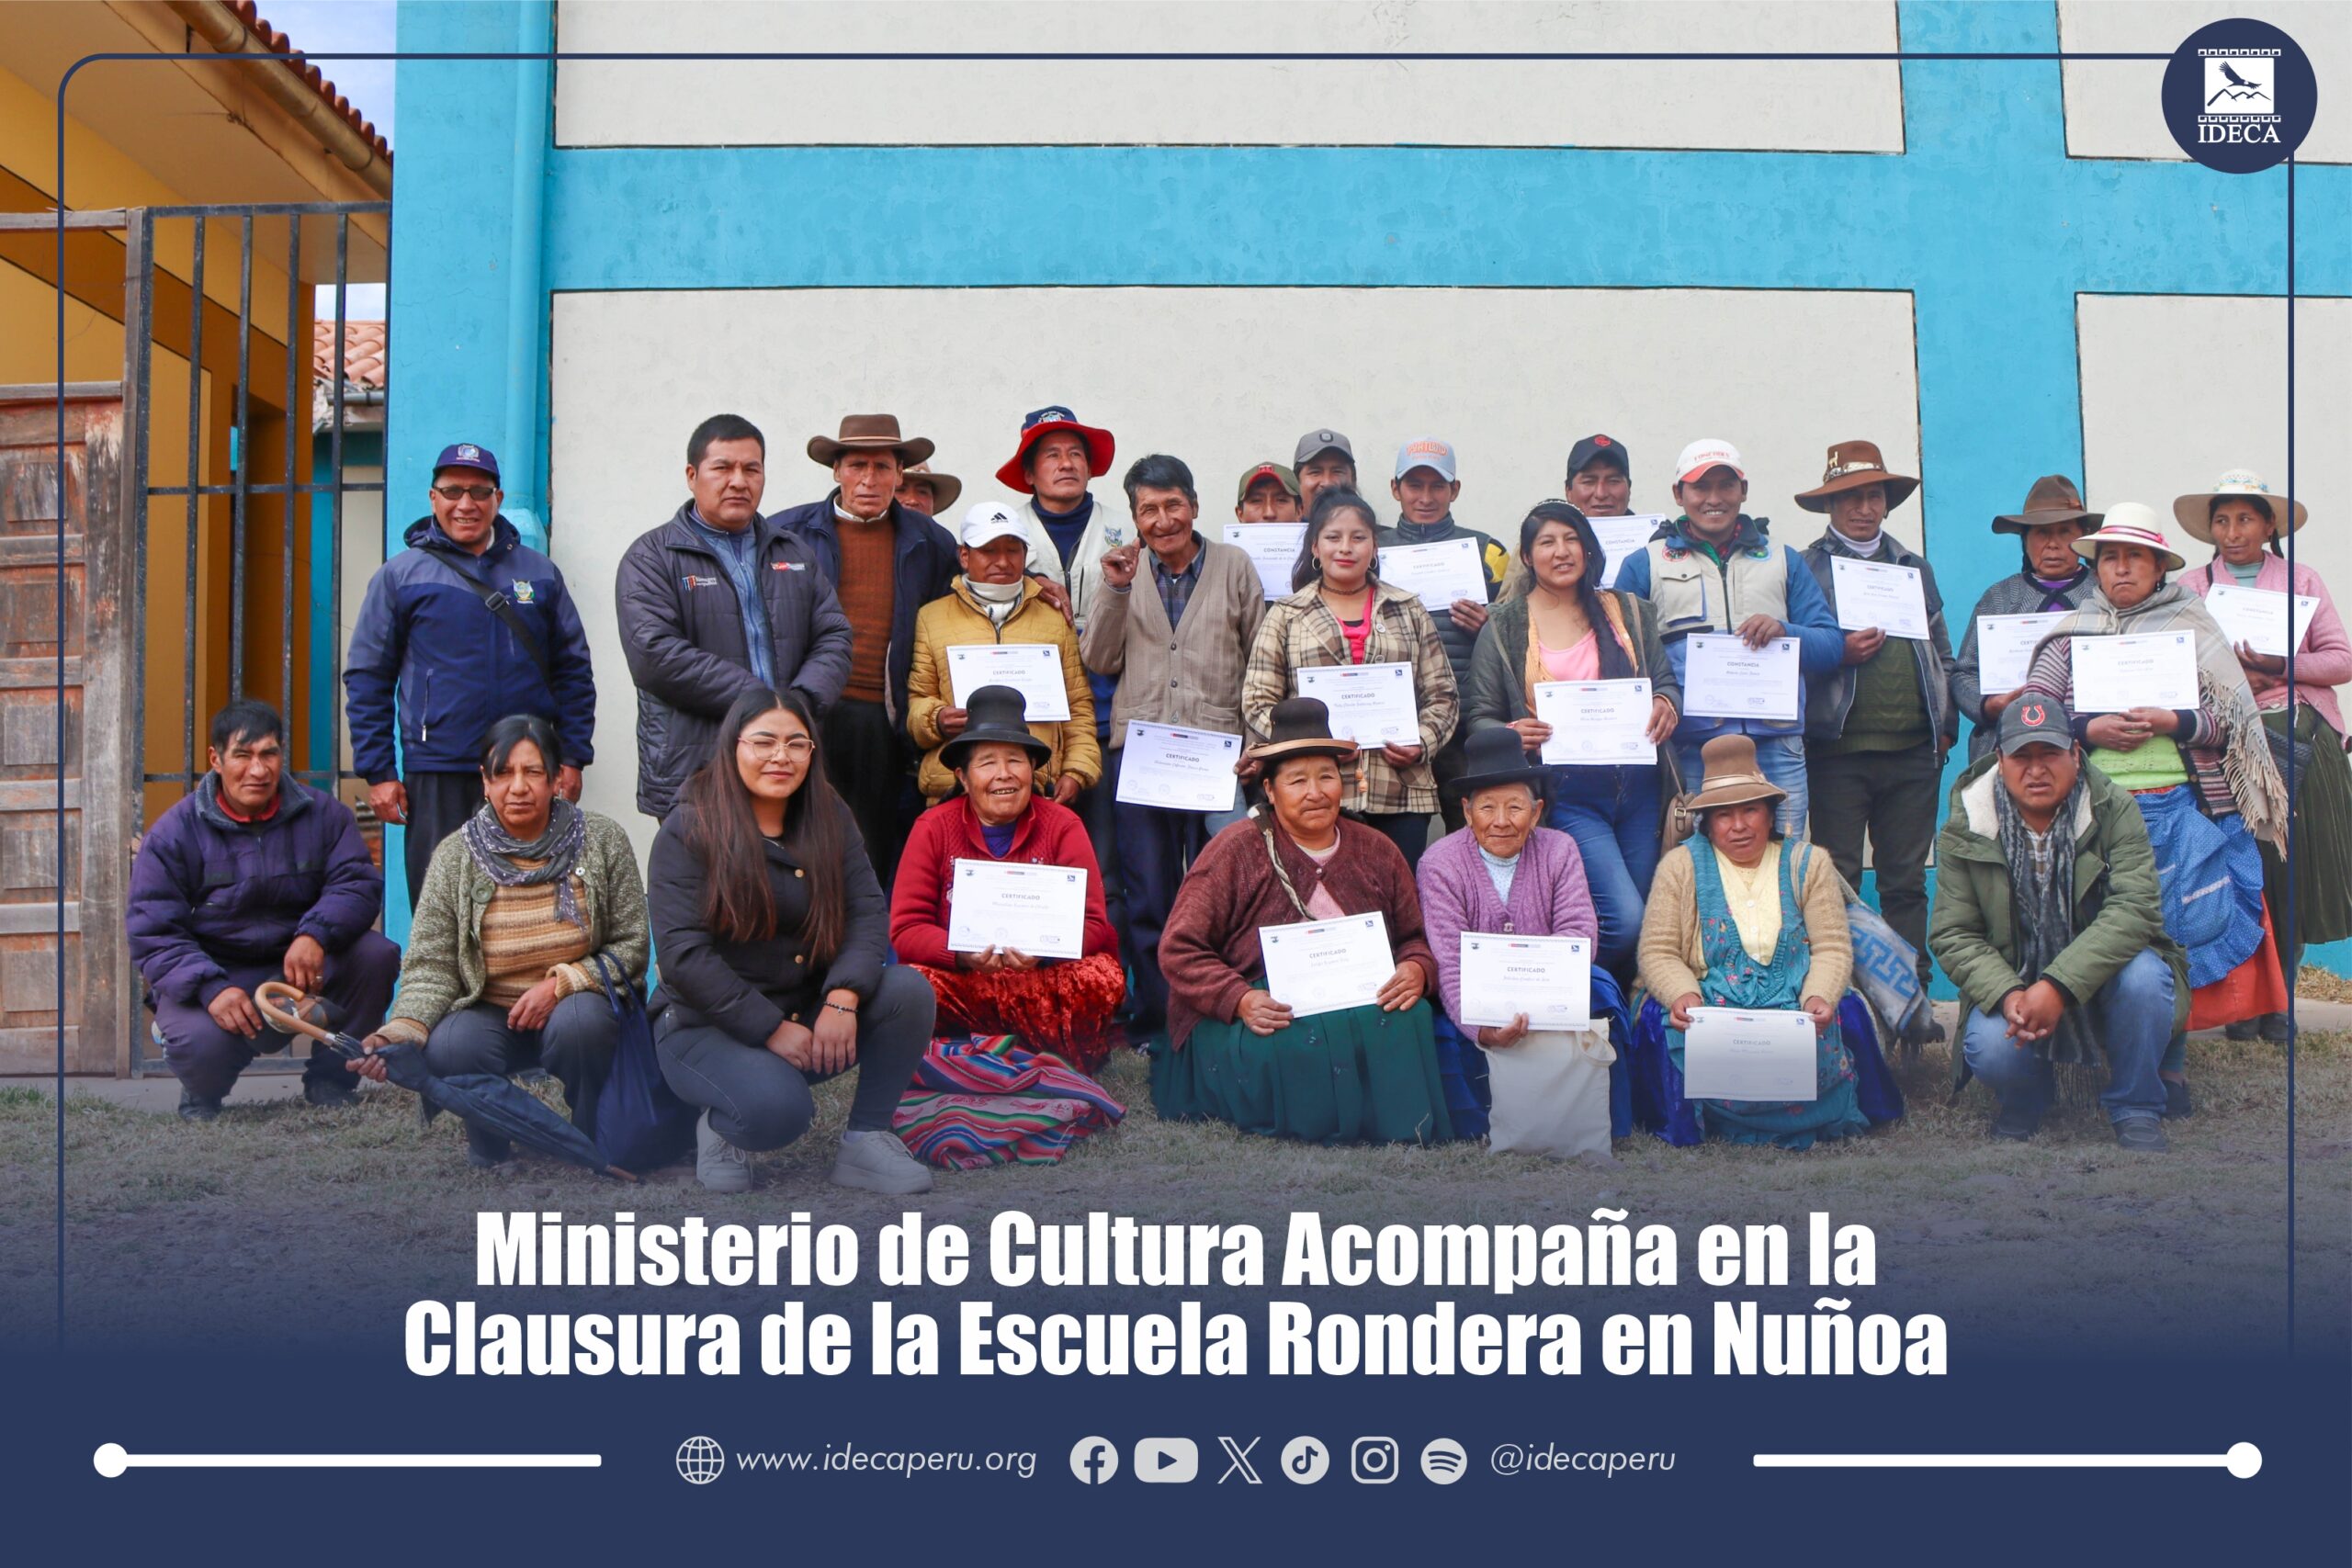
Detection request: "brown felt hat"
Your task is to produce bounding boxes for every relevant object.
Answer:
[808,413,935,468]
[1794,439,1918,513]
[1686,734,1788,812]
[1993,474,2102,536]
[897,461,962,514]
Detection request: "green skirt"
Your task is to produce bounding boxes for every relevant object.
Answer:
[1148,995,1457,1146]
[2266,705,2352,951]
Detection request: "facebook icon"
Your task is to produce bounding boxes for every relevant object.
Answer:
[1069,1436,1119,1484]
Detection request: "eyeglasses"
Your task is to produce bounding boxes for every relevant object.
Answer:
[739,734,814,761]
[435,484,498,502]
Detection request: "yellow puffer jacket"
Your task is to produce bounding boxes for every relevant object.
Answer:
[905,577,1101,802]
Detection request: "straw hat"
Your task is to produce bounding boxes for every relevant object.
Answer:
[2073,502,2187,573]
[2172,468,2307,543]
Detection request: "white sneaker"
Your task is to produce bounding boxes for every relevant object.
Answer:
[830,1131,933,1195]
[695,1111,754,1193]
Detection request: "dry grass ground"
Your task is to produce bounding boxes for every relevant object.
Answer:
[3,1022,2346,1356]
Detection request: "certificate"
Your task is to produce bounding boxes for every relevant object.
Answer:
[1975,612,2068,694]
[1456,933,1592,1032]
[1297,661,1420,746]
[1114,720,1242,814]
[945,859,1088,961]
[1583,514,1666,589]
[1680,1007,1817,1102]
[2070,632,2199,714]
[1829,556,1930,639]
[1222,523,1306,601]
[1260,912,1396,1019]
[1679,633,1803,723]
[1379,536,1487,613]
[944,643,1071,721]
[2203,584,2319,659]
[1533,678,1653,765]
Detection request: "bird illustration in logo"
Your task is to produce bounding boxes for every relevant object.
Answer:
[2207,61,2271,106]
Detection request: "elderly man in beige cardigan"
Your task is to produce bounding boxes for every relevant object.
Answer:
[1079,453,1270,1038]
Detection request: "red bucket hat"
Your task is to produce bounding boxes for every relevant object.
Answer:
[996,405,1115,493]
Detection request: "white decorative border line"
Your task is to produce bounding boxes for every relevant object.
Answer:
[94,1444,602,1476]
[1756,1444,2260,1478]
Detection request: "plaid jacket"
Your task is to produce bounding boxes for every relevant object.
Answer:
[1241,578,1460,816]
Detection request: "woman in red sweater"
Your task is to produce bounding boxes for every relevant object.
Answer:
[890,685,1125,1072]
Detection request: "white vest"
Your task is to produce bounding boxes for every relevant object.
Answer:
[1019,491,1130,634]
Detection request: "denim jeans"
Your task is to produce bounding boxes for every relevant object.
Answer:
[1674,729,1808,838]
[1545,763,1662,977]
[1962,949,2175,1123]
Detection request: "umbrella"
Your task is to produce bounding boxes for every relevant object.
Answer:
[256,982,636,1180]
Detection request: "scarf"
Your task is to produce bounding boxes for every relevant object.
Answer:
[461,795,589,930]
[2040,581,2290,848]
[1994,773,2097,1064]
[1829,527,1888,558]
[2028,569,2086,613]
[965,575,1025,627]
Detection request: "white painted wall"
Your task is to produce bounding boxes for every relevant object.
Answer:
[554,0,1903,152]
[2077,293,2350,591]
[548,284,1921,845]
[2060,0,2350,164]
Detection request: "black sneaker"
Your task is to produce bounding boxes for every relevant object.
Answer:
[2261,1012,2293,1044]
[2224,1018,2262,1043]
[302,1074,357,1109]
[2163,1079,2195,1120]
[177,1089,221,1122]
[1990,1103,2041,1142]
[2115,1118,2169,1152]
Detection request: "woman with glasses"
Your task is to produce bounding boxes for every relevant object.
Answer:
[648,687,935,1194]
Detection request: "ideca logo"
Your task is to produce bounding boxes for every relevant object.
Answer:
[2161,19,2315,173]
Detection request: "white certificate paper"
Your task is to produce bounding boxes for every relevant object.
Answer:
[1114,720,1242,814]
[1681,1007,1817,1101]
[944,643,1072,722]
[1222,523,1307,601]
[1457,933,1592,1032]
[1297,661,1419,746]
[1584,514,1666,589]
[945,859,1088,961]
[1975,612,2069,694]
[1679,634,1804,723]
[1260,913,1396,1019]
[2070,632,2199,714]
[1534,678,1653,765]
[2203,584,2319,660]
[1379,536,1487,613]
[1829,556,1930,639]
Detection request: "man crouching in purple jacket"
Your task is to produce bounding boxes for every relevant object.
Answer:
[128,699,401,1121]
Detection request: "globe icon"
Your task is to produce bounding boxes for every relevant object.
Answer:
[675,1436,726,1485]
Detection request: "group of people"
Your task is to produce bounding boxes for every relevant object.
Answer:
[126,402,2346,1188]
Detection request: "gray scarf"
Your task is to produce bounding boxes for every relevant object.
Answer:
[1993,773,2097,1064]
[461,795,589,930]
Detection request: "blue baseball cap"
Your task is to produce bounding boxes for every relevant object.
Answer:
[433,442,501,482]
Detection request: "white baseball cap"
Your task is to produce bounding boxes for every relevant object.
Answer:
[1674,438,1746,485]
[959,500,1028,547]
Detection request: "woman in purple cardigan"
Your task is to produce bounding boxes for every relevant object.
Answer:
[1418,727,1604,1144]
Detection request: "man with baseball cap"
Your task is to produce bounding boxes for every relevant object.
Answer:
[346,441,599,905]
[1234,461,1303,524]
[1616,437,1844,835]
[1293,429,1359,513]
[1798,440,1956,1037]
[1565,434,1636,517]
[1378,437,1511,828]
[1929,696,2186,1150]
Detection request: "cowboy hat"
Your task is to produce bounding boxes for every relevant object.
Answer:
[1687,734,1788,812]
[807,413,935,468]
[940,684,1052,773]
[1244,696,1360,767]
[1993,474,2102,536]
[1445,726,1550,800]
[2073,502,2187,573]
[2173,468,2307,542]
[996,405,1115,493]
[1793,439,1919,513]
[899,461,962,515]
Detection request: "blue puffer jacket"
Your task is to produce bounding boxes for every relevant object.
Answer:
[344,516,598,781]
[127,776,384,1005]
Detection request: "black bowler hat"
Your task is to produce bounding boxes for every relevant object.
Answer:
[1244,697,1360,767]
[941,684,1052,771]
[1445,725,1550,799]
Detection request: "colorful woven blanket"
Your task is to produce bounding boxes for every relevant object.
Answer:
[892,1034,1127,1169]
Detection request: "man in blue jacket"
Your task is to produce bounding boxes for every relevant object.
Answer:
[1616,438,1845,835]
[128,700,398,1120]
[344,442,598,903]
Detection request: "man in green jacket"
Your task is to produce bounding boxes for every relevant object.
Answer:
[1928,697,2186,1150]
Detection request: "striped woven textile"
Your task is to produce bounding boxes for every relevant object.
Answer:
[892,1035,1127,1169]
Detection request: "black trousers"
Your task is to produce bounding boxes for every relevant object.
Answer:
[821,698,912,887]
[1807,744,1941,986]
[403,771,485,907]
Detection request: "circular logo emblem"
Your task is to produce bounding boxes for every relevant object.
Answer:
[2161,18,2317,173]
[675,1435,726,1484]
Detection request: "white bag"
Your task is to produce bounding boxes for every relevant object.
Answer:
[1484,1028,1615,1159]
